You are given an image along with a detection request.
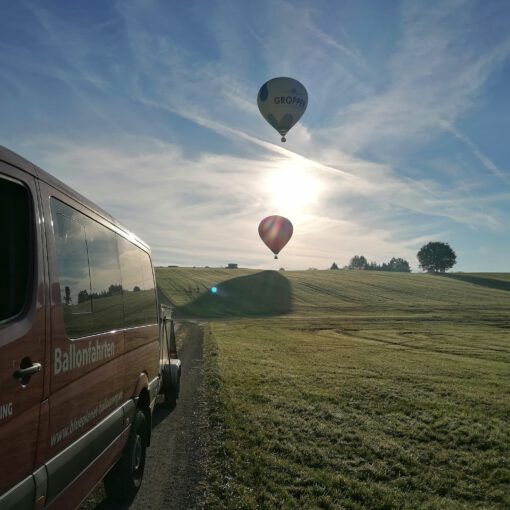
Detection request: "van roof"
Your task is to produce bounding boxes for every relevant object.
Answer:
[0,145,151,252]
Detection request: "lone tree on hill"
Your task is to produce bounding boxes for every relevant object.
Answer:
[417,242,457,273]
[330,262,339,270]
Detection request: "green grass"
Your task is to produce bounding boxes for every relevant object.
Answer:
[156,268,510,509]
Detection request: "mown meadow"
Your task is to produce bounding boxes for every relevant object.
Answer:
[155,267,510,509]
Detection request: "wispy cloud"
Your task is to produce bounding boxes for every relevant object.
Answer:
[315,0,510,158]
[444,123,508,179]
[301,7,366,66]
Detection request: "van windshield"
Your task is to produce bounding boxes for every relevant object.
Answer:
[0,175,31,323]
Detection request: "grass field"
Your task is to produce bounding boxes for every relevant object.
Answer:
[156,267,510,509]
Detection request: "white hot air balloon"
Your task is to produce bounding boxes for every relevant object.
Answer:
[257,77,308,142]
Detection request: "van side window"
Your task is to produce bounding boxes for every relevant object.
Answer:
[51,198,124,337]
[52,201,93,338]
[0,175,32,323]
[118,237,158,327]
[53,212,92,338]
[86,220,124,333]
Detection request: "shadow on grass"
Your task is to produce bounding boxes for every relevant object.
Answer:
[164,270,292,319]
[441,273,510,293]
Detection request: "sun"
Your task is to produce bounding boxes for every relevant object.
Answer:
[266,161,321,215]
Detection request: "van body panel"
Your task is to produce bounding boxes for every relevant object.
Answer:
[123,326,160,396]
[45,428,130,510]
[46,356,125,455]
[0,406,41,494]
[35,400,50,466]
[45,407,124,501]
[0,162,47,495]
[124,323,160,355]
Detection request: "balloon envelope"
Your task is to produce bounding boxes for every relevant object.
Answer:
[258,215,293,258]
[257,77,308,142]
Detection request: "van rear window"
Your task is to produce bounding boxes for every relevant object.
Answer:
[0,176,32,323]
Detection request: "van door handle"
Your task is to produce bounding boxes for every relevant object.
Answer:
[13,362,42,381]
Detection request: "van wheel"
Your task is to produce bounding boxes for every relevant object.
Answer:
[104,409,147,502]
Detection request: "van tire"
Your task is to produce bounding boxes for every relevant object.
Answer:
[161,362,180,409]
[104,409,147,502]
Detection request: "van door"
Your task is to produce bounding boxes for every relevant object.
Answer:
[0,165,47,507]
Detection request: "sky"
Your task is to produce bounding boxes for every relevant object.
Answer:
[1,0,509,271]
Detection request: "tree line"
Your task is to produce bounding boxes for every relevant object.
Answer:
[337,256,411,272]
[64,284,142,306]
[330,241,457,273]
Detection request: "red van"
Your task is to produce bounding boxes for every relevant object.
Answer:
[0,146,179,509]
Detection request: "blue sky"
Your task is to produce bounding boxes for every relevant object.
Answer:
[1,0,509,271]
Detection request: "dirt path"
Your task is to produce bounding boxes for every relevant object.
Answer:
[79,321,207,510]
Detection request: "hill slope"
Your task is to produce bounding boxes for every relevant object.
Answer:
[155,267,510,319]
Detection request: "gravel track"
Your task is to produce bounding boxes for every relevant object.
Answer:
[79,321,206,510]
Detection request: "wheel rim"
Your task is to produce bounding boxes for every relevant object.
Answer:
[132,434,142,474]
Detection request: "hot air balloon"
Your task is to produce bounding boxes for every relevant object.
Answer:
[257,77,308,142]
[258,215,293,259]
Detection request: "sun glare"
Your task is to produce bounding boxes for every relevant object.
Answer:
[266,162,321,215]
